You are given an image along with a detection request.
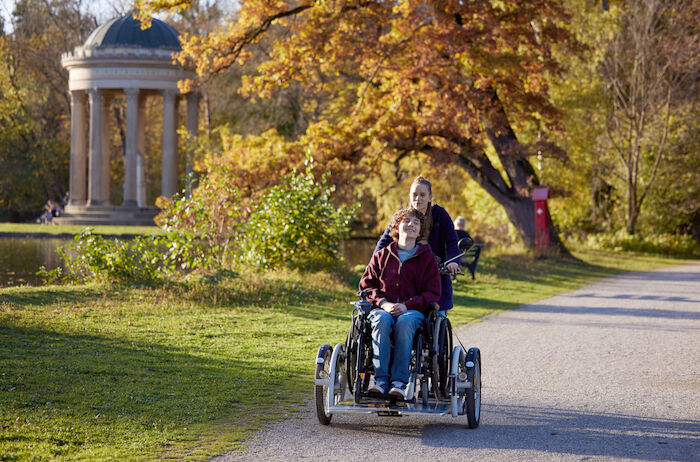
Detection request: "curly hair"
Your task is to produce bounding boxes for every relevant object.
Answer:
[389,208,425,242]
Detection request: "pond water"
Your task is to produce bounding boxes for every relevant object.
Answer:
[0,237,378,288]
[0,238,67,287]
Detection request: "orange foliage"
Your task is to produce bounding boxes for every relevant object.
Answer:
[138,0,583,247]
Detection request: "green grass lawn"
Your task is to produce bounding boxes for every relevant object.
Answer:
[0,223,163,237]
[0,250,688,460]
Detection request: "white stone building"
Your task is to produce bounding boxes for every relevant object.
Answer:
[56,14,198,225]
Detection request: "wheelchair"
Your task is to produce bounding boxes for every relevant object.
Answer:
[314,238,481,428]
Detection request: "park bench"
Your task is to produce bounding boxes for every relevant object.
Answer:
[461,244,483,280]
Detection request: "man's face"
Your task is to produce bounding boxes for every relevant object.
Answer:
[399,215,421,241]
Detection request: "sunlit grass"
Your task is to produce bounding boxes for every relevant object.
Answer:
[0,223,163,236]
[0,250,690,460]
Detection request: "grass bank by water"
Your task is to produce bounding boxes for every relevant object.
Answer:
[0,250,687,460]
[0,223,162,238]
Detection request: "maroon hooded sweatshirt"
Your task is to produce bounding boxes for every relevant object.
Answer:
[359,242,442,315]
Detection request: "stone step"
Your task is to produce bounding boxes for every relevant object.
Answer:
[54,204,159,226]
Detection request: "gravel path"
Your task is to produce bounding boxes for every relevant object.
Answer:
[215,263,700,461]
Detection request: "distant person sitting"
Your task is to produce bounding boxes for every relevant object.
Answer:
[49,200,61,218]
[454,216,471,241]
[37,202,53,224]
[454,216,481,279]
[60,192,70,210]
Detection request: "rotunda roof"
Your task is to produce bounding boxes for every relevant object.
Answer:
[84,14,181,51]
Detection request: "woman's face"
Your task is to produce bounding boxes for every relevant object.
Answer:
[410,183,432,213]
[398,215,421,241]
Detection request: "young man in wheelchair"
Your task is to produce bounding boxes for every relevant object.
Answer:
[358,208,441,399]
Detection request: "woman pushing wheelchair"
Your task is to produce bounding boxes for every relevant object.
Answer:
[374,176,461,313]
[359,207,441,399]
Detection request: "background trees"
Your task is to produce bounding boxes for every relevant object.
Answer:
[599,0,699,234]
[1,0,697,253]
[545,0,699,244]
[0,0,96,220]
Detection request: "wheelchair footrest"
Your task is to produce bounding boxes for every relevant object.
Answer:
[329,400,454,416]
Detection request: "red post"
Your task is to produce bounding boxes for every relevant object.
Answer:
[532,187,550,257]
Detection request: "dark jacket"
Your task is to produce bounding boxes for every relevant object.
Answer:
[359,242,441,316]
[373,204,459,310]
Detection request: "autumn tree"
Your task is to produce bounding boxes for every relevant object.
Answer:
[138,0,583,251]
[0,0,97,220]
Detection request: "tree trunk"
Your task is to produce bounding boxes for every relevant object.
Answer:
[626,182,639,234]
[452,144,571,257]
[500,196,570,257]
[468,89,572,256]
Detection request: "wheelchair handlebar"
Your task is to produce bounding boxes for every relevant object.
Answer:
[351,299,373,313]
[437,237,474,279]
[352,290,373,312]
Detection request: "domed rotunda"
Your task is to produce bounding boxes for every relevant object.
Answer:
[58,14,199,225]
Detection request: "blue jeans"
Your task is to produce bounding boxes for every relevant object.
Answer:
[369,309,425,386]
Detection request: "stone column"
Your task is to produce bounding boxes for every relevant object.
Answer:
[87,88,104,206]
[137,95,147,207]
[101,94,112,205]
[161,89,178,198]
[185,91,199,197]
[123,88,139,207]
[69,90,87,205]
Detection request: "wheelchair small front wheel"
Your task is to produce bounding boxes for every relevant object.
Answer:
[314,344,333,425]
[464,347,481,428]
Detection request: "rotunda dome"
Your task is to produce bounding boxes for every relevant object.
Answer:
[83,14,181,51]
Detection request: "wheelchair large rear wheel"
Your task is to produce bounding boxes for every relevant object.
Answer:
[431,315,453,401]
[411,330,428,406]
[346,317,370,402]
[352,334,367,403]
[345,326,357,395]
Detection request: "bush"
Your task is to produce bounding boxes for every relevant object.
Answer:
[51,229,174,284]
[242,161,357,271]
[155,166,247,271]
[585,230,699,257]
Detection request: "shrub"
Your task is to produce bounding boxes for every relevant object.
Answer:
[242,161,357,271]
[155,166,247,271]
[51,163,357,284]
[53,229,174,284]
[585,230,699,257]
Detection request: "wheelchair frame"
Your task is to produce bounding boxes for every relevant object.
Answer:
[314,237,481,427]
[314,300,481,428]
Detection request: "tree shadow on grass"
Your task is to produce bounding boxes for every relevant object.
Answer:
[0,280,352,323]
[452,293,524,312]
[0,286,124,309]
[477,254,623,286]
[0,323,304,459]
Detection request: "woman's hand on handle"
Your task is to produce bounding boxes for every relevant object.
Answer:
[446,262,460,276]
